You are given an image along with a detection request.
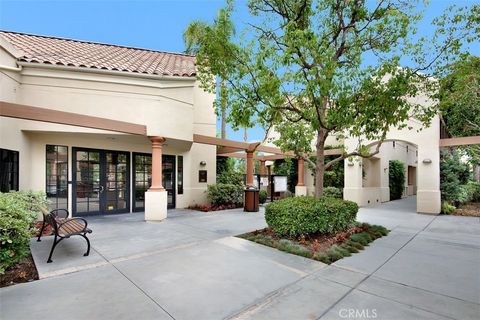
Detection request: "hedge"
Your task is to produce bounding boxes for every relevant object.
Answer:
[207,183,244,205]
[323,187,343,199]
[265,196,358,237]
[259,189,268,204]
[0,191,48,274]
[389,160,405,200]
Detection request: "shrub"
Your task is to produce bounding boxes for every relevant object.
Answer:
[466,181,480,202]
[441,201,456,215]
[389,160,405,200]
[440,150,473,205]
[323,187,343,199]
[265,196,358,237]
[217,170,244,186]
[259,189,268,204]
[0,191,48,274]
[207,183,244,205]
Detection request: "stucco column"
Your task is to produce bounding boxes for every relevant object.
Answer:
[297,158,305,186]
[295,157,307,196]
[149,136,166,191]
[260,160,266,176]
[145,136,168,221]
[246,151,255,187]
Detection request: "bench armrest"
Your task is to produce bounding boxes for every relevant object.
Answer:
[51,209,69,219]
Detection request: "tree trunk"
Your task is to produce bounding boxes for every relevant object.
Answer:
[314,129,327,199]
[220,80,227,139]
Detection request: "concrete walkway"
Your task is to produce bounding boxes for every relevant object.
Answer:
[1,197,479,320]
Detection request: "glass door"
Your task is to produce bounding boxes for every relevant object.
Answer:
[162,155,176,209]
[133,153,175,210]
[73,148,130,216]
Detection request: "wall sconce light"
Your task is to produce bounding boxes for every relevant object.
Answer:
[200,161,207,166]
[422,159,432,164]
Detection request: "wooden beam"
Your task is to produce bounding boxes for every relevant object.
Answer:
[324,149,343,155]
[217,152,265,160]
[439,136,480,147]
[0,101,147,135]
[217,146,244,155]
[193,134,250,149]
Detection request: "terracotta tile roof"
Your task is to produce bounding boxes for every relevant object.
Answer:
[0,31,196,77]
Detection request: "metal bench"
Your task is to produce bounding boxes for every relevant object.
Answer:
[38,208,92,263]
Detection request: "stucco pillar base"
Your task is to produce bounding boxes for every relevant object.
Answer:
[416,190,441,215]
[343,187,362,204]
[144,190,168,221]
[295,186,307,196]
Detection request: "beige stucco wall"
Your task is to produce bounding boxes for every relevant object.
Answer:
[344,115,440,214]
[0,45,217,211]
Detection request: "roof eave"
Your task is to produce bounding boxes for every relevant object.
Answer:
[16,61,197,81]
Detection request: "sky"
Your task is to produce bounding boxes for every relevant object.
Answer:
[0,0,477,142]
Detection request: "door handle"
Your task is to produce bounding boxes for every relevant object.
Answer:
[99,185,104,193]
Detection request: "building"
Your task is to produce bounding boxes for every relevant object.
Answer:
[266,94,442,214]
[0,31,217,220]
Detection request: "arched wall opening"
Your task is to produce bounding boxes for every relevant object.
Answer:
[344,120,441,215]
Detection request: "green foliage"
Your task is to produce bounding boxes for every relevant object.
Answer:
[259,189,268,204]
[217,169,244,186]
[389,160,405,200]
[438,56,480,165]
[466,181,480,202]
[0,191,48,274]
[188,0,479,198]
[265,196,358,237]
[322,187,343,199]
[207,183,244,205]
[441,202,456,215]
[440,150,472,205]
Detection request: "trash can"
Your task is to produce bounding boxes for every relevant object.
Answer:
[244,187,259,212]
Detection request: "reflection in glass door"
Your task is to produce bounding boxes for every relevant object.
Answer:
[73,148,129,216]
[133,153,175,211]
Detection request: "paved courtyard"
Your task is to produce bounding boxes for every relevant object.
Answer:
[1,197,479,320]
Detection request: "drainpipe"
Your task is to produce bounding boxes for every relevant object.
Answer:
[0,64,22,72]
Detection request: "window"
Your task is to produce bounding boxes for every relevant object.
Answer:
[133,153,151,211]
[177,156,183,194]
[0,148,19,192]
[46,145,68,210]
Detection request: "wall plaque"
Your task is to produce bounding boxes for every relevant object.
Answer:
[199,170,207,183]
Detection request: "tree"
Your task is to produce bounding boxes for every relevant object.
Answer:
[438,56,480,175]
[193,0,477,198]
[183,5,235,139]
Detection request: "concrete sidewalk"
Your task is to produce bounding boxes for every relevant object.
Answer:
[1,198,479,320]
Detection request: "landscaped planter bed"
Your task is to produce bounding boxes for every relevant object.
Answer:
[0,253,38,288]
[452,202,480,217]
[188,203,243,212]
[237,223,388,264]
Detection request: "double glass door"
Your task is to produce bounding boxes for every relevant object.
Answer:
[73,148,130,216]
[133,153,175,211]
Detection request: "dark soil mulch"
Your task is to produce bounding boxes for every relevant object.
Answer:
[0,253,39,288]
[188,203,243,212]
[452,202,480,217]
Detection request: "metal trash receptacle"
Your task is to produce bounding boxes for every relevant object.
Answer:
[244,188,259,212]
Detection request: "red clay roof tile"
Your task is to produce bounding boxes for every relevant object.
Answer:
[0,31,196,77]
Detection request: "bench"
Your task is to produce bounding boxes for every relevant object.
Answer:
[38,208,92,263]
